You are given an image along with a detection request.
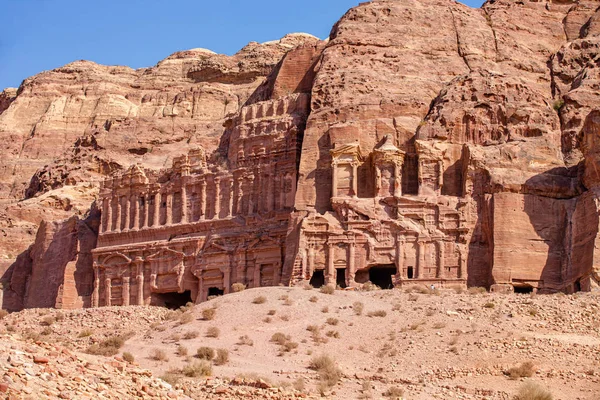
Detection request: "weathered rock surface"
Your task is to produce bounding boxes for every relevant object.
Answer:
[4,0,600,310]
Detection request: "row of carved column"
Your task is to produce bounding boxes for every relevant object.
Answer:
[101,170,297,234]
[303,238,468,286]
[92,258,145,307]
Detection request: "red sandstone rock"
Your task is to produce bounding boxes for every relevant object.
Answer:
[3,0,600,311]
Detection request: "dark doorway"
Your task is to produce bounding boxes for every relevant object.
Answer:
[513,284,534,294]
[309,270,325,288]
[336,268,347,289]
[369,265,397,289]
[574,280,582,293]
[407,266,414,279]
[152,291,193,309]
[208,287,224,297]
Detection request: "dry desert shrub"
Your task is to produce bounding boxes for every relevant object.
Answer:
[367,310,387,318]
[183,331,199,340]
[405,284,430,294]
[353,302,364,315]
[326,330,340,339]
[237,335,254,346]
[309,354,342,392]
[267,309,277,315]
[86,334,130,356]
[176,345,188,356]
[78,328,93,338]
[160,369,182,385]
[361,281,379,291]
[326,317,339,326]
[468,287,487,295]
[321,306,329,313]
[450,285,466,294]
[179,312,194,325]
[202,307,216,321]
[507,361,536,379]
[433,322,447,329]
[150,348,168,362]
[206,327,220,338]
[214,348,229,365]
[309,296,318,303]
[252,296,267,304]
[55,312,65,321]
[41,316,55,326]
[484,302,496,309]
[513,382,553,400]
[182,361,212,377]
[231,283,246,293]
[122,351,135,363]
[271,332,291,346]
[320,285,335,295]
[383,385,405,398]
[196,346,215,360]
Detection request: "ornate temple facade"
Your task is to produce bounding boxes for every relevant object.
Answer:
[92,94,308,307]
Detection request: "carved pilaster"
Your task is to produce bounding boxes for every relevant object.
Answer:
[417,241,425,279]
[247,174,255,214]
[326,242,335,286]
[459,245,467,279]
[153,192,160,226]
[165,193,173,225]
[308,246,315,279]
[181,183,188,223]
[92,266,100,307]
[227,178,234,217]
[332,161,338,199]
[394,164,402,197]
[200,180,207,220]
[396,237,405,279]
[348,242,356,286]
[135,257,144,305]
[437,240,445,278]
[214,177,221,219]
[104,277,112,307]
[143,195,150,228]
[351,162,358,197]
[122,277,130,306]
[222,267,231,294]
[114,197,122,232]
[196,275,205,304]
[132,195,139,230]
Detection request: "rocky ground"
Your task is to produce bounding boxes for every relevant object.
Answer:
[1,287,599,399]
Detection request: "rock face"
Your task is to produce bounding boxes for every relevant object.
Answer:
[3,0,600,310]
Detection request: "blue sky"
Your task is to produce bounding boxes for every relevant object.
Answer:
[0,0,485,90]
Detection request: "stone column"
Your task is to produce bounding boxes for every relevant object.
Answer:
[222,267,231,294]
[143,194,150,228]
[132,195,139,230]
[0,283,4,310]
[279,174,286,209]
[227,178,234,217]
[301,249,308,280]
[136,257,144,305]
[123,195,132,231]
[195,275,204,304]
[153,192,160,226]
[181,183,188,224]
[254,264,261,288]
[102,199,111,233]
[122,277,130,306]
[459,245,467,279]
[92,266,100,307]
[165,193,173,225]
[200,180,207,220]
[417,241,425,279]
[351,162,358,197]
[114,197,122,232]
[394,164,402,197]
[234,176,243,215]
[326,243,335,286]
[437,160,444,194]
[213,177,221,219]
[308,247,315,279]
[266,172,273,212]
[255,170,262,212]
[348,242,356,286]
[104,277,112,307]
[437,240,445,278]
[247,175,255,214]
[396,237,405,279]
[332,161,338,198]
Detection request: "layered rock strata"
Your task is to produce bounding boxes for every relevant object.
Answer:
[4,0,600,309]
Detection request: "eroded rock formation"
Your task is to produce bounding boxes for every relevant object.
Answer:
[3,0,600,310]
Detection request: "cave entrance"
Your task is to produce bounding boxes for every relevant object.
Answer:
[309,270,325,288]
[407,266,414,279]
[336,268,347,289]
[513,284,534,294]
[369,265,397,289]
[574,279,582,293]
[152,291,193,310]
[207,287,224,298]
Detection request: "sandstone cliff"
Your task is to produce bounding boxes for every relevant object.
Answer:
[3,0,600,310]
